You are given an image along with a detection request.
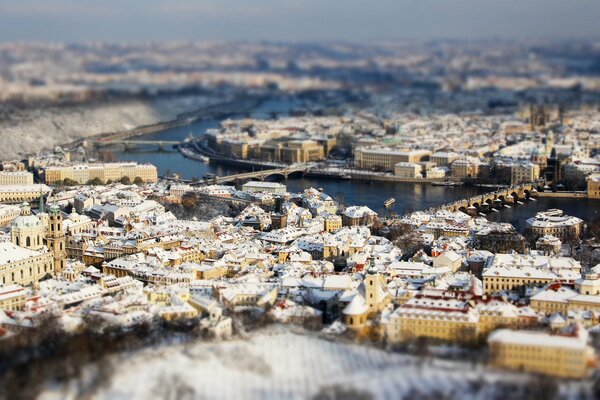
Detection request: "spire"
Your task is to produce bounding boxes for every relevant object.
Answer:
[367,256,377,275]
[49,201,60,216]
[39,187,44,213]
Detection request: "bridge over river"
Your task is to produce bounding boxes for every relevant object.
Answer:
[422,181,544,215]
[194,166,308,185]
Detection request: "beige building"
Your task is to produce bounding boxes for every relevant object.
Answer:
[42,162,158,184]
[431,152,462,167]
[0,171,34,186]
[0,205,22,227]
[432,251,462,273]
[511,162,540,184]
[0,241,54,286]
[525,209,583,240]
[587,175,600,198]
[242,181,287,193]
[488,329,596,379]
[0,184,51,204]
[451,159,481,179]
[354,148,430,171]
[394,162,422,178]
[385,297,538,344]
[0,284,27,311]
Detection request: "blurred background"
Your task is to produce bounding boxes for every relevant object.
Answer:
[1,1,600,399]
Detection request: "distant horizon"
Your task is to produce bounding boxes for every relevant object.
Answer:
[1,36,599,45]
[0,0,598,43]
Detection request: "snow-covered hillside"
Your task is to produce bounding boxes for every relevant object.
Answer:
[0,95,223,160]
[39,329,591,400]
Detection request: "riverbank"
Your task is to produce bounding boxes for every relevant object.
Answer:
[537,191,588,199]
[65,94,265,151]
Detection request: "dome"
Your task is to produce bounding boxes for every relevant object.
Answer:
[343,295,368,316]
[11,214,42,229]
[49,203,61,215]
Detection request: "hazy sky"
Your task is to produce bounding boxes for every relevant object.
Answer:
[0,0,598,42]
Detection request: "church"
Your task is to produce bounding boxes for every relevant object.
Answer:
[0,201,66,286]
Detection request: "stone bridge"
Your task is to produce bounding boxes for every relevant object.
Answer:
[200,166,308,185]
[424,181,544,215]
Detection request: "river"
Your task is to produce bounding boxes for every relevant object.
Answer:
[113,97,600,229]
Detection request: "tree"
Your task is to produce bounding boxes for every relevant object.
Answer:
[589,216,600,242]
[389,222,424,255]
[120,176,131,185]
[63,178,79,186]
[86,177,104,186]
[181,192,199,209]
[133,176,144,185]
[563,229,580,257]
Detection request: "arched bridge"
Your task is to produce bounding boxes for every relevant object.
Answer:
[424,181,544,215]
[92,139,182,151]
[198,167,308,185]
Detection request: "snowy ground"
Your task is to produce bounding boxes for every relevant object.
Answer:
[39,327,593,400]
[0,94,225,159]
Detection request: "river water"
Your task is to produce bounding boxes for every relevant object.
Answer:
[114,98,600,229]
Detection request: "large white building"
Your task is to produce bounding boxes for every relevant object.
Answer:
[242,181,287,193]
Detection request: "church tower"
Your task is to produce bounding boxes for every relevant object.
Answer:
[364,256,389,316]
[46,203,67,274]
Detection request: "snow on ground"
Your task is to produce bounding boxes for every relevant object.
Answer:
[0,95,223,159]
[40,327,592,400]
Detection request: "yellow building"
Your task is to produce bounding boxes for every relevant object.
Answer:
[0,284,27,311]
[323,214,342,233]
[530,283,600,315]
[354,148,430,171]
[343,295,369,329]
[0,171,33,186]
[42,162,158,184]
[0,241,54,286]
[0,184,51,204]
[0,205,21,227]
[388,298,479,343]
[587,175,600,198]
[482,265,562,295]
[488,329,596,379]
[384,297,538,344]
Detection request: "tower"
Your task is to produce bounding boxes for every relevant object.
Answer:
[364,256,389,316]
[46,203,67,274]
[546,130,554,156]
